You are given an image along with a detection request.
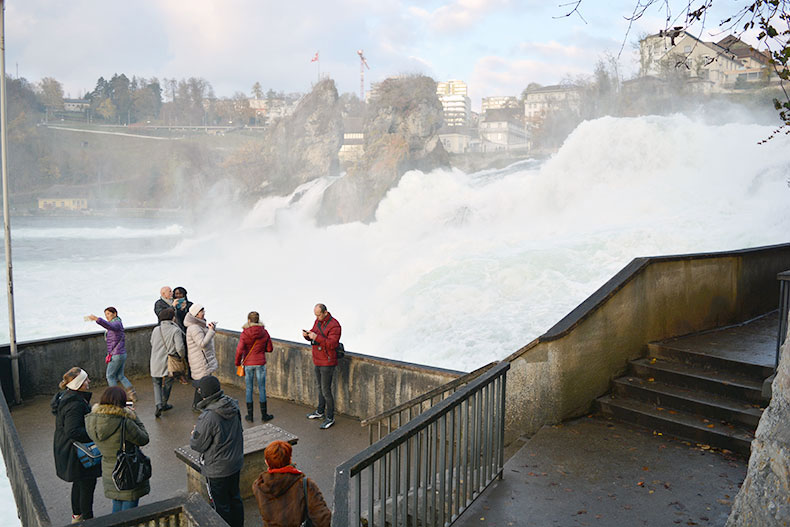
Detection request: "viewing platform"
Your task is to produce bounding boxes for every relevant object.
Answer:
[11,380,369,524]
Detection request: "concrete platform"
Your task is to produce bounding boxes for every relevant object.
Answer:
[454,416,746,527]
[658,312,777,368]
[12,377,368,525]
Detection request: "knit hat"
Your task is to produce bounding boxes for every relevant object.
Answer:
[196,375,221,399]
[158,307,175,322]
[189,303,204,318]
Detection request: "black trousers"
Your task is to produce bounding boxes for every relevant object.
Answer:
[71,477,97,518]
[207,471,243,527]
[315,365,336,420]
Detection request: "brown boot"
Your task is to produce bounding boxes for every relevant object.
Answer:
[125,387,138,403]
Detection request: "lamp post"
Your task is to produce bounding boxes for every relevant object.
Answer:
[0,0,21,403]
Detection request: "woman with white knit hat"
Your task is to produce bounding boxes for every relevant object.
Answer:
[51,367,100,523]
[185,303,218,411]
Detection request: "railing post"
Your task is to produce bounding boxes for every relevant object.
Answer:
[777,271,790,370]
[333,463,351,527]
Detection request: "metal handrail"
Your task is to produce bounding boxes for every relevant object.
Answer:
[333,361,509,527]
[361,362,497,445]
[777,271,790,369]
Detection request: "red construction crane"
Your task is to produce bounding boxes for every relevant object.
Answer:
[357,49,369,101]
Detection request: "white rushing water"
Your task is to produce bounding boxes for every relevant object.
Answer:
[0,114,788,372]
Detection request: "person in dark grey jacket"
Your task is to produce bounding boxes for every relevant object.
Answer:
[190,375,244,527]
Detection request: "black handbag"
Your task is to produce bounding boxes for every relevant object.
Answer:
[111,417,152,491]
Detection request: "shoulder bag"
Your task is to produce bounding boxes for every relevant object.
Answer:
[237,337,263,377]
[73,440,101,468]
[301,477,314,527]
[112,417,152,491]
[161,326,186,376]
[316,321,345,360]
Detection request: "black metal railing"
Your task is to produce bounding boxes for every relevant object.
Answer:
[333,361,509,527]
[777,271,790,369]
[360,362,497,445]
[0,376,50,527]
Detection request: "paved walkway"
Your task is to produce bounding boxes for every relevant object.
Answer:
[12,378,369,526]
[454,416,746,527]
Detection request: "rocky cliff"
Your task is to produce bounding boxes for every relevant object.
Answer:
[226,78,343,197]
[726,330,790,526]
[317,75,449,224]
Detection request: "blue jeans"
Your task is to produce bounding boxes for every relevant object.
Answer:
[111,498,139,512]
[106,354,132,389]
[244,365,267,403]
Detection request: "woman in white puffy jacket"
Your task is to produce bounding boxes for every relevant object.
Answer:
[185,303,218,410]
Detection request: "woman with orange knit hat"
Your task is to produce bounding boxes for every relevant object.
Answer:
[252,440,331,527]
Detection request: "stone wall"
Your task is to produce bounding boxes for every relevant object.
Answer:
[505,243,790,437]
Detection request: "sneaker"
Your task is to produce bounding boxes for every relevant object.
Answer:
[320,418,335,430]
[71,515,82,524]
[307,410,324,419]
[162,404,173,411]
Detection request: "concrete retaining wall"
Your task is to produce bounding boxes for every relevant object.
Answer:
[504,243,790,436]
[213,333,461,420]
[1,326,460,422]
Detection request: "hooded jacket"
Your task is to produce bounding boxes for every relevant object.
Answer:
[252,470,331,527]
[185,312,218,380]
[303,313,341,367]
[190,391,244,478]
[96,317,126,357]
[85,404,150,501]
[51,389,101,482]
[150,319,186,378]
[235,323,273,367]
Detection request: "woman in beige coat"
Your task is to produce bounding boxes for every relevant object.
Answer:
[185,303,218,411]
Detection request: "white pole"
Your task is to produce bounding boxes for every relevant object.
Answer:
[0,0,21,404]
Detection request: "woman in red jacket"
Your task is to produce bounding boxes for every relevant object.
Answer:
[235,311,274,422]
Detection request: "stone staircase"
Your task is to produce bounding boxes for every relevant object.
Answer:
[597,314,776,456]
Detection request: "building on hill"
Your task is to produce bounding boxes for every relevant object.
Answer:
[639,30,773,90]
[338,117,365,164]
[479,108,528,152]
[438,126,474,154]
[482,96,520,113]
[437,79,471,128]
[523,84,581,123]
[63,99,90,113]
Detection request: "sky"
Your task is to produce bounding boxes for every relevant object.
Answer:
[5,0,760,110]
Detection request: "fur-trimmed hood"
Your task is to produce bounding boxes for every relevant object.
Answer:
[242,321,265,330]
[86,404,138,441]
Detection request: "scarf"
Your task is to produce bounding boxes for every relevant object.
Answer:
[267,465,302,475]
[160,296,174,306]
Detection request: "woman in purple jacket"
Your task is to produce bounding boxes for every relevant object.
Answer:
[88,307,137,402]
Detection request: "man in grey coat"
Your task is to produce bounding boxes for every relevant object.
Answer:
[150,307,185,418]
[190,375,244,527]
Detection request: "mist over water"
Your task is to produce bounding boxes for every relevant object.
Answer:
[1,114,789,372]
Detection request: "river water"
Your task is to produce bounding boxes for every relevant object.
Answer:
[0,114,788,372]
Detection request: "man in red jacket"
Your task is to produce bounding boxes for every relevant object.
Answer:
[302,303,341,430]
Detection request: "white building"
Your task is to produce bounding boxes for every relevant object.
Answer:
[639,30,770,89]
[479,108,528,152]
[437,80,471,128]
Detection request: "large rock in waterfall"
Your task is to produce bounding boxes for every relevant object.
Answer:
[317,75,449,224]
